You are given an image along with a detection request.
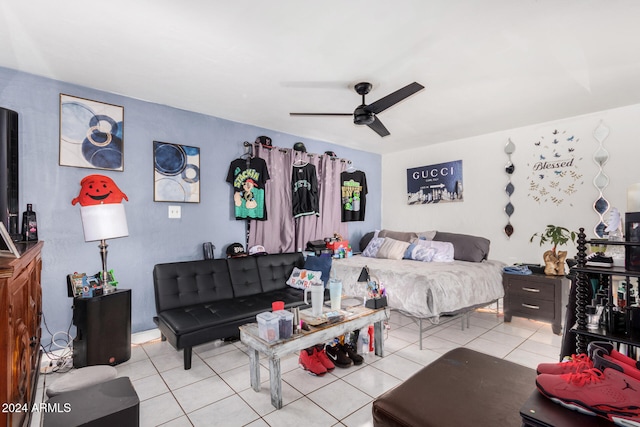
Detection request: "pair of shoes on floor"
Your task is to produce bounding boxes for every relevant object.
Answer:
[585,252,613,267]
[325,343,364,368]
[299,346,334,376]
[536,341,640,426]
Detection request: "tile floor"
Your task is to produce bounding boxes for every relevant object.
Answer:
[34,306,563,427]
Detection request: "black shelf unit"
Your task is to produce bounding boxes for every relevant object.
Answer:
[571,229,639,354]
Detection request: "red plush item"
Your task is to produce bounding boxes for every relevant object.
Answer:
[71,175,128,206]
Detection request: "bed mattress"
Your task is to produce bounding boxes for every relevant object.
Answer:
[331,255,505,319]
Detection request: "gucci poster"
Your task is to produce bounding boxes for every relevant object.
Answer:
[407,160,463,205]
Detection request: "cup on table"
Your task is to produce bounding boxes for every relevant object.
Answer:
[329,278,342,310]
[272,301,284,311]
[304,283,324,317]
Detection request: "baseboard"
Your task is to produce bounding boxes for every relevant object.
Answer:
[131,328,161,345]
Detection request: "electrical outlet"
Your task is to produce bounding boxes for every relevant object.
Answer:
[168,205,181,219]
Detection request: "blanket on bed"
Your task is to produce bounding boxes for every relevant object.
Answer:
[331,255,505,319]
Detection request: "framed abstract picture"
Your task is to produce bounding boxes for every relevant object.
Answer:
[59,94,124,171]
[153,141,200,203]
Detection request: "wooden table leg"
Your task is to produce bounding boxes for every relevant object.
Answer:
[269,357,282,409]
[248,348,260,392]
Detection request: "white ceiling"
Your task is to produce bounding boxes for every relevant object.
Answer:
[1,0,640,155]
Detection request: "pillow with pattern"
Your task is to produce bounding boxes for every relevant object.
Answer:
[361,237,385,258]
[286,268,323,289]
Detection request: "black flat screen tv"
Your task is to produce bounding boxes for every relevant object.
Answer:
[0,107,19,240]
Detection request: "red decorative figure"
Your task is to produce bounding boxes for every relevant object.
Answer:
[71,174,128,206]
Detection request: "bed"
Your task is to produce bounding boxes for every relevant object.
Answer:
[330,230,506,348]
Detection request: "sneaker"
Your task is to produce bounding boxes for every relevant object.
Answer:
[298,348,327,376]
[325,344,352,368]
[537,341,640,376]
[314,347,335,371]
[536,368,640,425]
[537,353,593,375]
[585,252,613,267]
[342,343,364,365]
[596,351,640,381]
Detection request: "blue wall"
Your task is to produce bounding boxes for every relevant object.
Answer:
[0,67,381,345]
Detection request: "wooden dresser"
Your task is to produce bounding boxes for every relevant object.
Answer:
[0,241,43,427]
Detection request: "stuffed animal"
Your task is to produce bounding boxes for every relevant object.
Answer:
[71,174,128,206]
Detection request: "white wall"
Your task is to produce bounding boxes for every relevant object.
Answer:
[382,103,640,265]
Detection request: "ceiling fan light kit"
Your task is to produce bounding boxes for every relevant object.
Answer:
[290,81,424,137]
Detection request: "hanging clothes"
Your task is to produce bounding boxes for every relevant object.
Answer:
[291,162,319,218]
[340,170,368,222]
[226,157,270,220]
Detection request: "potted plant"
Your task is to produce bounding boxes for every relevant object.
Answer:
[530,225,577,275]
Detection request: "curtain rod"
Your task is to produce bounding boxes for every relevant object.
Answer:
[245,141,352,164]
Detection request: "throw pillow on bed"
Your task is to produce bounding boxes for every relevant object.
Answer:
[362,237,385,257]
[376,237,410,260]
[408,240,454,262]
[432,231,490,262]
[286,267,323,289]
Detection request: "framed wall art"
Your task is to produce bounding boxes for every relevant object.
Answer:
[153,141,200,203]
[59,94,124,171]
[407,160,463,205]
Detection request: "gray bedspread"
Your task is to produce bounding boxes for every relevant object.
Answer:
[331,255,505,319]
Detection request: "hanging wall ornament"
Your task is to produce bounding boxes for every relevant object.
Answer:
[592,121,610,237]
[504,138,516,238]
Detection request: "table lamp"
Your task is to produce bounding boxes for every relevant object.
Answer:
[80,203,128,292]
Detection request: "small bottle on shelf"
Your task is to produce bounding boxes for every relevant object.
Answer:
[21,204,38,241]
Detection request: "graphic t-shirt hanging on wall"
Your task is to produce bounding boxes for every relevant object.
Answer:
[340,170,367,222]
[226,157,270,220]
[292,163,319,218]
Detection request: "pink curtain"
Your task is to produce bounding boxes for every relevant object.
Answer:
[248,145,296,253]
[248,144,347,253]
[295,152,347,251]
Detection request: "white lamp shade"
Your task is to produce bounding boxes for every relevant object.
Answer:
[80,204,129,242]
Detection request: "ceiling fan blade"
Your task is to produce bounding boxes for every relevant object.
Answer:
[367,82,425,114]
[367,116,390,137]
[290,113,351,117]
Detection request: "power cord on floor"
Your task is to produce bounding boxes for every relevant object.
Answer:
[39,309,74,374]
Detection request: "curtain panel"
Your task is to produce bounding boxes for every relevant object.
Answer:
[248,144,347,253]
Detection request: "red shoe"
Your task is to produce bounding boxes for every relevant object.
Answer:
[536,368,640,425]
[315,347,335,371]
[298,348,327,376]
[537,353,593,375]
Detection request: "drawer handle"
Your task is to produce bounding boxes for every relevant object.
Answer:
[522,287,540,293]
[522,303,540,310]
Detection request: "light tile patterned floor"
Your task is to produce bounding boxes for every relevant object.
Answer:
[34,306,562,427]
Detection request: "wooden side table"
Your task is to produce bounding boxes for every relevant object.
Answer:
[503,273,569,334]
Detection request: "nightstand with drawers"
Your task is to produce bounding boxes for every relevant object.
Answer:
[503,273,569,335]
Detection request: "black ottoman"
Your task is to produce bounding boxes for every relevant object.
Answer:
[44,377,139,427]
[372,347,536,427]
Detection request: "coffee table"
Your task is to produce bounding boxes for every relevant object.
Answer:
[239,304,389,409]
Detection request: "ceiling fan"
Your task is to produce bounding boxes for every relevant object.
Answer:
[290,81,425,137]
